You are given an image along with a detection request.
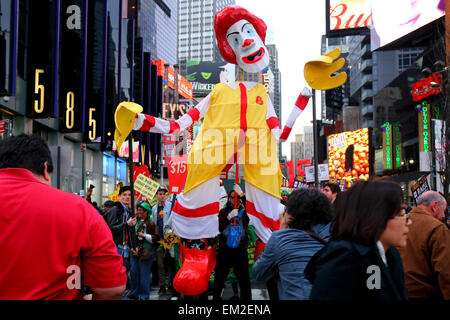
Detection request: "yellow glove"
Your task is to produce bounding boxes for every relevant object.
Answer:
[114,102,143,152]
[304,48,347,91]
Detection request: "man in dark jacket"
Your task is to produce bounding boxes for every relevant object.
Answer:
[105,186,137,294]
[105,186,137,250]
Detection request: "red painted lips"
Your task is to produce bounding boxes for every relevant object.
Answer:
[242,47,265,64]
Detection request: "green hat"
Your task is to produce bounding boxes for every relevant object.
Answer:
[137,201,151,212]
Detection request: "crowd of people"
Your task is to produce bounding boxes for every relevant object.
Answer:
[1,134,450,301]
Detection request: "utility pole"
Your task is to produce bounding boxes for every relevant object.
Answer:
[312,89,319,188]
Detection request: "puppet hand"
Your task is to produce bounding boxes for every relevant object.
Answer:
[294,87,313,111]
[233,184,244,197]
[228,209,239,220]
[304,48,347,90]
[114,102,143,151]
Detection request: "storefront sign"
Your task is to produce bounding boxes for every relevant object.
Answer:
[152,60,193,100]
[418,103,431,153]
[381,122,393,170]
[59,0,86,134]
[162,103,187,120]
[393,123,402,169]
[411,175,430,204]
[411,73,443,101]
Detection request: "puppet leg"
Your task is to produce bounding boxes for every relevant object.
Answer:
[244,182,282,244]
[171,176,221,296]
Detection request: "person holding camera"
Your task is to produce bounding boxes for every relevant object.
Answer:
[129,201,160,300]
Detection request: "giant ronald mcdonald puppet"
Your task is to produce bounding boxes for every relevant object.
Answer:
[114,5,346,296]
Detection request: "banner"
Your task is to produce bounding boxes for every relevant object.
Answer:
[411,175,430,204]
[285,160,295,188]
[134,174,160,200]
[168,154,188,194]
[293,176,308,189]
[296,159,311,177]
[305,164,330,183]
[133,165,150,197]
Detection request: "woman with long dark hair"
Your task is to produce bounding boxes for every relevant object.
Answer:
[305,180,411,300]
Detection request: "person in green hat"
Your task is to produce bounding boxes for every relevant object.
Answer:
[281,189,289,206]
[129,201,160,300]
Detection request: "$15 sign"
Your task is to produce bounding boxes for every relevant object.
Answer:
[168,154,188,194]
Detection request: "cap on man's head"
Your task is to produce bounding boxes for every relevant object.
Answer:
[137,201,152,212]
[104,200,114,207]
[119,186,131,195]
[157,185,168,193]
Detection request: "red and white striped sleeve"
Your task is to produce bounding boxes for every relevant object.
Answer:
[279,87,312,143]
[266,96,281,141]
[133,94,211,134]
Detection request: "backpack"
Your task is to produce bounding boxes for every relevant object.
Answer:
[223,209,245,248]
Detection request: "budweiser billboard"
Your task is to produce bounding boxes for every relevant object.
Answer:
[327,0,371,36]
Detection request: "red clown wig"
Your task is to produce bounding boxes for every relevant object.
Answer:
[214,5,267,65]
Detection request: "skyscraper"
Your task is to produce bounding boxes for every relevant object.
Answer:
[138,0,178,65]
[178,0,235,65]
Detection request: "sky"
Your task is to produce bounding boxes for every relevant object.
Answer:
[236,0,326,159]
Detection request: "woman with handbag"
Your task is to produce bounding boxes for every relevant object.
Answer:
[129,201,160,300]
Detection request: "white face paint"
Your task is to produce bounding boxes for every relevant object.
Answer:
[226,19,269,73]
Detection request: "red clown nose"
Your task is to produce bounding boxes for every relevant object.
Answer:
[242,39,254,48]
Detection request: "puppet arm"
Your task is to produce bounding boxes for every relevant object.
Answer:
[266,96,282,142]
[133,94,211,134]
[279,87,312,143]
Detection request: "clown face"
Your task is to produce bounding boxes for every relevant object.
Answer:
[226,19,269,74]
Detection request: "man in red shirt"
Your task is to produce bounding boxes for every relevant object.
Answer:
[0,134,127,300]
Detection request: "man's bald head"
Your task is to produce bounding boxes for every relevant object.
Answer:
[417,191,447,220]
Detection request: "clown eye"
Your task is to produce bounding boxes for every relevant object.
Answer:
[243,24,256,36]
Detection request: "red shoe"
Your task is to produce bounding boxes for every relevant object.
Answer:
[173,241,216,296]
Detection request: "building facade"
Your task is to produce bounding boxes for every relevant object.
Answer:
[0,0,178,205]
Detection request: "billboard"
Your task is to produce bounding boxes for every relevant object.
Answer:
[186,61,235,96]
[328,128,370,187]
[370,0,445,50]
[326,0,371,36]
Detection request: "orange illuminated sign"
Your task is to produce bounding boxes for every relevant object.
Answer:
[328,128,370,188]
[152,60,193,100]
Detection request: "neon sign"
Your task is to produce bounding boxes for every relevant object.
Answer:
[418,103,431,153]
[411,73,443,101]
[381,122,392,170]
